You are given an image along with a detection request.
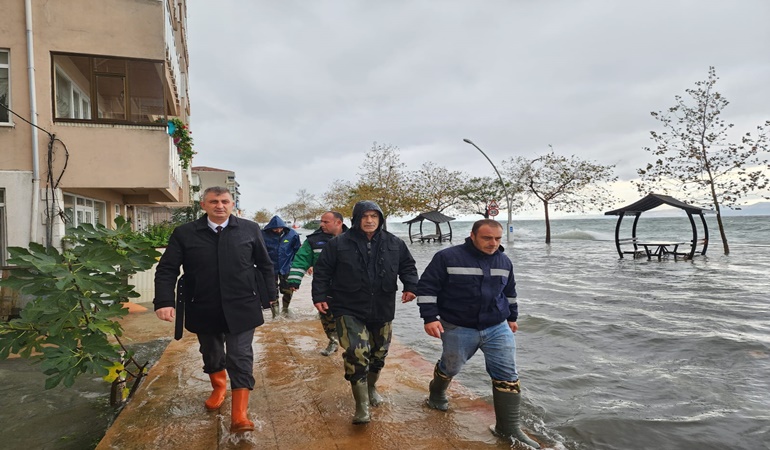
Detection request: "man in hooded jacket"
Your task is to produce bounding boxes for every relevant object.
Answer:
[312,200,418,424]
[262,215,301,317]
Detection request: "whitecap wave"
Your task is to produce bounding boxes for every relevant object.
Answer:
[551,229,614,241]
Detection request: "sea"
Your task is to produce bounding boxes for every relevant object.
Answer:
[387,215,770,450]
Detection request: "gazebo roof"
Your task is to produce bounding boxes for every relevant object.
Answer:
[403,211,455,224]
[604,193,711,216]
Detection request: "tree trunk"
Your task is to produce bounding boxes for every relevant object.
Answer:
[544,201,551,244]
[708,182,730,255]
[716,212,730,255]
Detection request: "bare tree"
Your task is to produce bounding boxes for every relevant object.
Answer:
[409,162,466,213]
[277,189,323,224]
[252,208,272,224]
[355,142,420,217]
[505,148,618,243]
[456,176,514,219]
[634,67,770,254]
[322,179,357,218]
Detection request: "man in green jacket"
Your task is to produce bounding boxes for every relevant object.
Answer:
[287,211,347,355]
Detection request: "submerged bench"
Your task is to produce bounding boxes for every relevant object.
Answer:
[619,238,705,260]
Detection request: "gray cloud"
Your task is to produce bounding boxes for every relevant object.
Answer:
[187,0,770,217]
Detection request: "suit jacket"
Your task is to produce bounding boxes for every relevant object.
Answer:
[154,215,276,334]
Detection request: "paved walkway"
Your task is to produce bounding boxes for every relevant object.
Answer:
[97,288,540,450]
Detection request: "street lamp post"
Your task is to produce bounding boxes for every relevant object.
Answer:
[463,138,514,243]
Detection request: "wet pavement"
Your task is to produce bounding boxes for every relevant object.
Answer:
[97,288,542,450]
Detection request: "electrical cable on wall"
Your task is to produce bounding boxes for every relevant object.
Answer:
[1,102,70,247]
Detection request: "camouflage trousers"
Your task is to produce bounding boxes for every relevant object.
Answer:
[320,310,337,340]
[335,315,392,384]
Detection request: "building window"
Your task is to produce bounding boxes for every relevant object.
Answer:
[52,53,165,125]
[55,65,91,120]
[63,194,106,228]
[1,50,9,124]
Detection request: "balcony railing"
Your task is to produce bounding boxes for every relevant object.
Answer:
[164,1,183,101]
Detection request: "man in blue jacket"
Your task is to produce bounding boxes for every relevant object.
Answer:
[312,200,418,425]
[416,219,540,448]
[262,215,301,317]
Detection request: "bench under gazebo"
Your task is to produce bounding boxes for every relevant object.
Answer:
[604,193,711,260]
[403,211,455,243]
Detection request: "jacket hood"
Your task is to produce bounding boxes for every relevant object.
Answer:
[264,215,290,231]
[351,200,386,232]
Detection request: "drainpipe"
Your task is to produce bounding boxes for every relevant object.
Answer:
[25,0,41,244]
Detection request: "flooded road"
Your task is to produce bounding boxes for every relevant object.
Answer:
[97,299,537,449]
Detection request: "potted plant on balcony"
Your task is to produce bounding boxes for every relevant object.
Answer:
[168,117,195,170]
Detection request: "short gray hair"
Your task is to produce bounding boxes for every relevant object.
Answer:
[202,186,232,198]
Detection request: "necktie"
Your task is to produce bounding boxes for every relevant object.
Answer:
[216,226,223,234]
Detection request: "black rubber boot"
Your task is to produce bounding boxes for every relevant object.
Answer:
[489,382,540,448]
[426,363,452,411]
[351,380,371,424]
[367,371,383,407]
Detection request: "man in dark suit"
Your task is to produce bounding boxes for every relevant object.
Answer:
[154,186,276,434]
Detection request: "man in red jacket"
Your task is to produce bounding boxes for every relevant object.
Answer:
[154,186,276,434]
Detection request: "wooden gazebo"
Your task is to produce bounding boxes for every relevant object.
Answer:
[403,211,455,243]
[604,193,711,259]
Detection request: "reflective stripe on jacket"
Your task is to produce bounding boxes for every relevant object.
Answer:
[416,237,518,330]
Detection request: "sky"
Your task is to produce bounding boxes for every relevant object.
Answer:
[186,0,770,220]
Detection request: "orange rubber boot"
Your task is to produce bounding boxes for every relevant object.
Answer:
[230,388,255,433]
[204,370,227,410]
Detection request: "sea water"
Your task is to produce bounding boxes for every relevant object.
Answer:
[390,215,770,450]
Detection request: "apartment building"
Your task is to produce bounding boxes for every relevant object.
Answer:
[0,0,193,263]
[192,166,241,215]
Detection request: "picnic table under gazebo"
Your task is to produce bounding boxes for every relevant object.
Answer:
[604,193,711,260]
[403,211,455,243]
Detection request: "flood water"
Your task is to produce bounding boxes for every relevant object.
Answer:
[1,215,768,449]
[0,314,170,450]
[391,216,770,450]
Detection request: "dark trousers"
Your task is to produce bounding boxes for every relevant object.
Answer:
[275,274,294,301]
[197,328,255,389]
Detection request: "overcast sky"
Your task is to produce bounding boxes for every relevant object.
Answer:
[186,0,770,219]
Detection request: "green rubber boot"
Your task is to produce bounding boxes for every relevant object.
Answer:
[351,380,371,424]
[367,371,383,407]
[281,297,292,318]
[489,382,540,448]
[270,302,280,319]
[320,337,338,356]
[427,363,452,411]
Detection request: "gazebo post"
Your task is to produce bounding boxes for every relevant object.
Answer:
[614,213,625,258]
[699,213,709,255]
[687,212,698,259]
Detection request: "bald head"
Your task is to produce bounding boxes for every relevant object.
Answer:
[320,211,344,236]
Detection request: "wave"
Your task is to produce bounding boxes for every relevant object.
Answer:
[550,229,614,241]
